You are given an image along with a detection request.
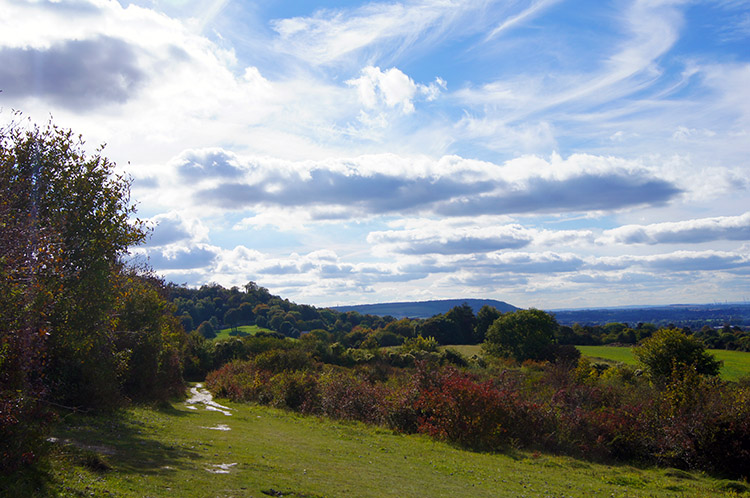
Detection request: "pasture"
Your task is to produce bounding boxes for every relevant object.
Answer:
[577,345,750,381]
[213,325,274,341]
[440,345,750,381]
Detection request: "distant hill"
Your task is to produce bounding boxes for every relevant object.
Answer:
[330,299,518,319]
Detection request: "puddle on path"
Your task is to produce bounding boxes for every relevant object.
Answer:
[185,383,232,416]
[200,424,232,431]
[205,463,237,474]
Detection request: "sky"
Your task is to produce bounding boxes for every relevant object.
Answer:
[1,0,749,309]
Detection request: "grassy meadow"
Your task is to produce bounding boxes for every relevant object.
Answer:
[19,391,748,497]
[440,345,750,381]
[213,325,274,341]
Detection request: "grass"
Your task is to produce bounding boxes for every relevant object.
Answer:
[16,390,746,497]
[439,345,750,381]
[440,344,482,357]
[213,324,274,341]
[577,345,750,381]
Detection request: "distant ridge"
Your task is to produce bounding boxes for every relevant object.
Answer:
[329,299,519,319]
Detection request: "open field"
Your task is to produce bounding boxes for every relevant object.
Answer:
[439,345,750,381]
[577,346,750,381]
[213,325,273,341]
[18,388,747,497]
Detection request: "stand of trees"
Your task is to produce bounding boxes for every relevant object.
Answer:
[1,117,185,473]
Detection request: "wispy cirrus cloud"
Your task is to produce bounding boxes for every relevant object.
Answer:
[269,0,499,66]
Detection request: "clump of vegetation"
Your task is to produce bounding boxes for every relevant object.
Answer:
[1,116,185,475]
[633,327,722,381]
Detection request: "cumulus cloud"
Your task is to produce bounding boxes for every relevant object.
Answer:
[600,212,750,245]
[145,211,209,247]
[348,66,420,114]
[435,172,680,216]
[172,150,681,219]
[143,244,220,270]
[0,36,145,109]
[368,222,593,255]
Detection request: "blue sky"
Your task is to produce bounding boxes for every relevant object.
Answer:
[1,0,749,308]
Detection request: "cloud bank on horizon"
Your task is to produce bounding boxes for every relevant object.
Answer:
[1,0,749,308]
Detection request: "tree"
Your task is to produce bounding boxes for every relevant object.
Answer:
[1,117,150,409]
[1,115,163,470]
[483,309,558,362]
[474,305,502,343]
[445,303,477,344]
[224,308,241,332]
[633,328,721,380]
[197,321,216,339]
[417,315,454,345]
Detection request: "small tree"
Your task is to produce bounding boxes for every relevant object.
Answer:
[197,321,216,339]
[483,308,558,362]
[224,308,240,333]
[633,327,721,381]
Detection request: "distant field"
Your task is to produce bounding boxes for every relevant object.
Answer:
[577,345,750,381]
[213,324,273,341]
[441,344,483,357]
[438,345,750,381]
[37,390,746,497]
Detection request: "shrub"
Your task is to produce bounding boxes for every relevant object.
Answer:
[413,366,530,450]
[269,371,319,412]
[253,349,313,374]
[401,335,439,354]
[206,360,272,403]
[633,328,721,381]
[318,371,387,423]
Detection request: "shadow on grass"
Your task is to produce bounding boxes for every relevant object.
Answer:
[52,406,202,476]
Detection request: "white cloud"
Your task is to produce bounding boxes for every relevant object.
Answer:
[599,212,750,245]
[145,211,210,247]
[269,0,494,65]
[347,66,419,114]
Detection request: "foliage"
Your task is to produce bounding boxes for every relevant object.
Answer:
[196,320,216,339]
[633,328,721,381]
[413,365,529,449]
[483,309,558,362]
[474,305,502,343]
[400,335,439,354]
[112,270,186,401]
[0,116,183,474]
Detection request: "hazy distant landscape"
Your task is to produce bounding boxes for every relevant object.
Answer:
[333,299,750,328]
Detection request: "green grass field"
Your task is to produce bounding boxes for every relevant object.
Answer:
[27,389,746,497]
[577,345,750,381]
[213,324,273,341]
[439,345,750,381]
